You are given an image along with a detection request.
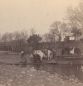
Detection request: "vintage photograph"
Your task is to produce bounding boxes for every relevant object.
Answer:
[0,0,83,86]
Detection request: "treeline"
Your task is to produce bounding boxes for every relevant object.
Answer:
[0,2,83,53]
[0,31,28,52]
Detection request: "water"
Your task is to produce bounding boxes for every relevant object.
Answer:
[0,64,83,86]
[32,64,83,83]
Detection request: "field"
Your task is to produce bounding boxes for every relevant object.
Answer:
[0,51,83,86]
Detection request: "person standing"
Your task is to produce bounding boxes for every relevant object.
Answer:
[20,50,27,66]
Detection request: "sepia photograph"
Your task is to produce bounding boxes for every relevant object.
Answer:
[0,0,83,86]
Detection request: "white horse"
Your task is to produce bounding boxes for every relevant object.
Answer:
[31,49,53,61]
[33,50,46,61]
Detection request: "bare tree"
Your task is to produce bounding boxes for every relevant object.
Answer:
[13,31,28,40]
[43,33,55,42]
[11,31,28,52]
[67,2,83,30]
[50,21,61,42]
[66,2,83,40]
[30,28,36,36]
[1,32,14,42]
[49,21,69,42]
[0,33,2,41]
[71,26,82,40]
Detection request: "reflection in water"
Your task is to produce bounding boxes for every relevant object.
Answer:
[32,64,83,83]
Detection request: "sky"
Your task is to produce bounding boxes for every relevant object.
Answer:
[0,0,81,34]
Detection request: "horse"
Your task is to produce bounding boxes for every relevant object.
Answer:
[33,50,45,61]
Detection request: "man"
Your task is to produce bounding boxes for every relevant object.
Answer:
[20,51,27,66]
